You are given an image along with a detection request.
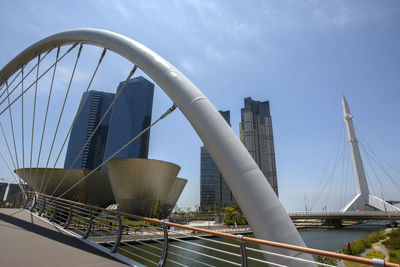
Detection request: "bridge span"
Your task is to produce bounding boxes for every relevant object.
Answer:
[289,211,400,221]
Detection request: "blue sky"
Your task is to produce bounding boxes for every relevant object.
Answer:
[0,1,399,211]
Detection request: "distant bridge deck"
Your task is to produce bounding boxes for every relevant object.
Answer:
[288,211,400,220]
[0,208,128,267]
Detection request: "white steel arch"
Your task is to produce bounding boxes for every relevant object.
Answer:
[0,29,312,265]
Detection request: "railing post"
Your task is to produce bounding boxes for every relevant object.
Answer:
[38,197,46,216]
[83,207,93,239]
[236,234,248,267]
[22,193,30,209]
[158,219,169,267]
[372,258,385,267]
[111,214,122,253]
[49,201,57,222]
[64,204,72,229]
[30,193,37,212]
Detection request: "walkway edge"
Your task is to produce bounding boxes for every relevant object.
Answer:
[26,209,144,267]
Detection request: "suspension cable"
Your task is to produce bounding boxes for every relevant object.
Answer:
[0,122,17,173]
[29,55,40,179]
[41,49,107,194]
[5,81,20,179]
[0,48,52,101]
[54,104,177,200]
[21,67,25,170]
[49,65,137,196]
[0,44,78,116]
[38,44,83,192]
[354,124,400,193]
[34,47,61,186]
[310,122,345,211]
[0,151,24,192]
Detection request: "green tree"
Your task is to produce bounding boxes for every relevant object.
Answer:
[150,198,165,219]
[223,204,247,225]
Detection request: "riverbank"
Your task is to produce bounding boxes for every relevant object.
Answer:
[337,227,400,266]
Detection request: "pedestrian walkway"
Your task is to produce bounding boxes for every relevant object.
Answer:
[0,208,128,267]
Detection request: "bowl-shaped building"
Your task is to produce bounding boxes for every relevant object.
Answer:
[15,168,115,207]
[106,158,186,217]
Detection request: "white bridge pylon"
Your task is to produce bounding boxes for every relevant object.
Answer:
[341,96,400,212]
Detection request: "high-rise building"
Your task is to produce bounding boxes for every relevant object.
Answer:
[64,90,114,169]
[240,97,278,196]
[64,76,154,170]
[103,77,154,160]
[200,110,236,211]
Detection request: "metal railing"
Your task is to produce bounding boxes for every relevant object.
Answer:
[2,191,399,267]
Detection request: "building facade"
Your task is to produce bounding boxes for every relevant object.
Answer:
[64,90,114,169]
[103,77,154,160]
[200,110,236,211]
[240,97,278,196]
[64,76,154,170]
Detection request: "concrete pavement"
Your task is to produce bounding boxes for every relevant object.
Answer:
[0,208,129,267]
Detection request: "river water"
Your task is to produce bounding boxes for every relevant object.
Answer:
[119,222,387,266]
[300,221,387,251]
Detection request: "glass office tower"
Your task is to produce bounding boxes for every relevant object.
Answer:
[200,110,236,211]
[64,76,154,170]
[103,77,154,160]
[240,97,278,196]
[64,90,114,169]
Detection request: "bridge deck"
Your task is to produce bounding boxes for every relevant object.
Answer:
[0,208,128,267]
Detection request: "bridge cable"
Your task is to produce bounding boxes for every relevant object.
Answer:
[0,48,52,102]
[0,151,24,191]
[310,122,345,211]
[360,141,400,194]
[38,44,83,193]
[41,48,107,194]
[49,64,137,197]
[360,142,393,200]
[323,126,347,210]
[0,123,17,173]
[21,67,25,170]
[0,69,22,103]
[54,103,177,202]
[0,44,77,117]
[5,81,20,182]
[354,124,400,194]
[29,55,40,180]
[0,50,53,112]
[34,47,62,188]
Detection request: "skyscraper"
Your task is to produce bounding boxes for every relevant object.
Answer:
[64,76,154,170]
[103,76,154,160]
[240,97,278,196]
[200,110,236,211]
[64,90,114,169]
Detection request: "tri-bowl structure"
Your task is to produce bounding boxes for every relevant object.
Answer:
[15,158,187,217]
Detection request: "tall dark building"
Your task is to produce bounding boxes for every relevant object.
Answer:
[240,97,278,196]
[64,76,154,170]
[200,110,236,211]
[64,90,114,169]
[103,77,154,160]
